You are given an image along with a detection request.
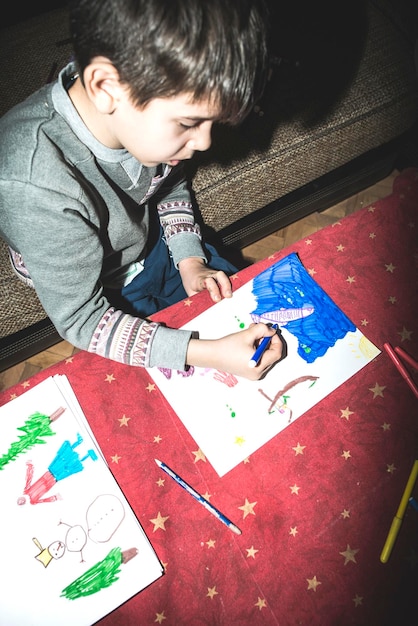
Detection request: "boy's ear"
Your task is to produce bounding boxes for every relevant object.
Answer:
[82,58,124,114]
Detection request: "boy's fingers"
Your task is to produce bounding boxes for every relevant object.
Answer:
[203,272,232,299]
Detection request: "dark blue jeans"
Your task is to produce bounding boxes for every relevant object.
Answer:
[107,229,237,318]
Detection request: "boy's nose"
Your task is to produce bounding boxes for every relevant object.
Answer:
[188,121,212,152]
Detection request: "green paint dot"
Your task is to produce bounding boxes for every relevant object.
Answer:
[235,316,245,329]
[227,405,236,418]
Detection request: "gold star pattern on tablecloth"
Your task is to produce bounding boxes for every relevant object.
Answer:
[340,545,359,565]
[150,512,169,532]
[290,484,300,495]
[238,498,257,518]
[292,442,305,455]
[307,576,321,591]
[155,610,166,623]
[206,539,216,548]
[255,597,267,610]
[246,546,259,558]
[192,448,206,462]
[105,373,115,383]
[340,407,354,420]
[399,326,413,341]
[207,586,218,599]
[289,526,298,537]
[369,382,386,398]
[118,414,130,427]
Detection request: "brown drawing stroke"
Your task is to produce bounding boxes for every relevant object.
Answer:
[258,375,319,419]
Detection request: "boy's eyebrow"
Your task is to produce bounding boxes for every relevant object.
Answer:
[179,114,220,122]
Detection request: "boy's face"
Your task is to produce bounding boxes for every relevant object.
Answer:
[110,90,220,167]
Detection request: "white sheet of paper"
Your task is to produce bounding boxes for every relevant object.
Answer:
[0,375,163,626]
[148,253,380,476]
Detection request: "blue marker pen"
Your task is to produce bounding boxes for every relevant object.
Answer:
[155,459,241,535]
[409,496,418,511]
[248,323,279,368]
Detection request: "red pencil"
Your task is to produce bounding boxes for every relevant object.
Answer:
[383,342,418,400]
[394,345,418,371]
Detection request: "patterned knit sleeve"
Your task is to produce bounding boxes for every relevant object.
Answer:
[157,200,201,242]
[88,307,160,368]
[157,200,207,268]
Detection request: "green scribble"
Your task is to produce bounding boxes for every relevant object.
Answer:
[0,412,57,470]
[61,547,138,599]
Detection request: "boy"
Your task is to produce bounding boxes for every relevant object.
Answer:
[0,0,282,379]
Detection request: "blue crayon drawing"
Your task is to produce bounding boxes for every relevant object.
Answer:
[250,253,355,363]
[17,433,98,505]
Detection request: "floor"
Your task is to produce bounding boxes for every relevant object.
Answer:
[0,169,398,393]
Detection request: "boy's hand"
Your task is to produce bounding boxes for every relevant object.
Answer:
[187,324,284,381]
[178,257,233,302]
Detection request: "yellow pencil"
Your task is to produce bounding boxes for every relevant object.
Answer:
[380,459,418,563]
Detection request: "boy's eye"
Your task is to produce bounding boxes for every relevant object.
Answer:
[179,121,199,130]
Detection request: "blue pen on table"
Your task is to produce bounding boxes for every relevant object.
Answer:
[248,323,279,368]
[409,496,418,511]
[154,459,241,535]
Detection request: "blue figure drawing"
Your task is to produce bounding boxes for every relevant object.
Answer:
[18,433,98,505]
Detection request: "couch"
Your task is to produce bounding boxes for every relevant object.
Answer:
[1,0,418,371]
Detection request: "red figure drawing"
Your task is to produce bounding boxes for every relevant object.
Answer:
[17,433,98,505]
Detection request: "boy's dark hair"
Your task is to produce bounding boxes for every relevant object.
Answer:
[69,0,269,124]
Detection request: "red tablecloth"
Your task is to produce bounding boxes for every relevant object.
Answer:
[2,168,418,625]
